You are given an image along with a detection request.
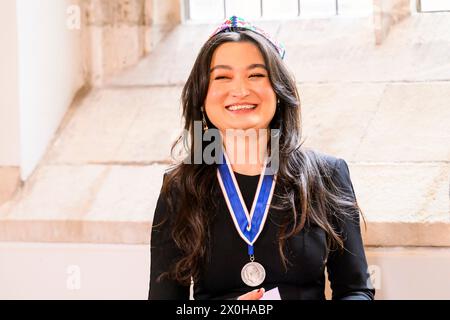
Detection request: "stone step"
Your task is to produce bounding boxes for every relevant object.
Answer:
[40,82,450,165]
[108,13,450,87]
[46,87,183,164]
[0,81,448,246]
[1,14,449,247]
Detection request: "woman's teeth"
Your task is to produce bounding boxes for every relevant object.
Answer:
[227,105,256,111]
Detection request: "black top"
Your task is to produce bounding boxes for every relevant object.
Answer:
[149,155,375,300]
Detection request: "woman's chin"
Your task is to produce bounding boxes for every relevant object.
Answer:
[221,119,263,131]
[225,124,260,131]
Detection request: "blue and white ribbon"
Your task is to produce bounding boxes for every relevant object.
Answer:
[217,150,276,255]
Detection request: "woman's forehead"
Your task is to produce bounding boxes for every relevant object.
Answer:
[210,42,265,67]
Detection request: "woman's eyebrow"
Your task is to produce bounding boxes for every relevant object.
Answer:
[210,65,232,73]
[210,63,267,73]
[247,63,267,70]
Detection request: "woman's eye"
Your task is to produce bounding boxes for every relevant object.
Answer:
[214,76,229,80]
[250,74,265,78]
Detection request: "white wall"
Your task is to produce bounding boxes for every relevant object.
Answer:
[16,0,85,180]
[0,0,20,166]
[0,242,150,300]
[366,247,450,299]
[0,243,449,300]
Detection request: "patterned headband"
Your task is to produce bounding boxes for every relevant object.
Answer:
[209,16,286,60]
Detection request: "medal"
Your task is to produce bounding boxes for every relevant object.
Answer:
[241,260,266,287]
[217,149,276,287]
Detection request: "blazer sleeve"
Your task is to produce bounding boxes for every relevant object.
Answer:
[148,174,190,300]
[326,158,375,300]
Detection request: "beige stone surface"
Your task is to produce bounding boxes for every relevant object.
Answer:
[0,167,20,206]
[46,88,182,164]
[82,0,181,85]
[81,0,150,85]
[354,82,450,162]
[1,243,450,299]
[1,164,166,221]
[152,0,181,25]
[84,0,147,26]
[108,13,450,86]
[373,0,411,45]
[0,220,150,244]
[280,13,450,82]
[0,164,167,244]
[0,242,150,299]
[365,247,450,299]
[90,25,146,77]
[87,165,166,221]
[107,23,214,86]
[364,222,450,247]
[302,82,450,162]
[351,162,450,246]
[1,12,449,247]
[351,163,450,223]
[1,165,106,221]
[300,83,386,161]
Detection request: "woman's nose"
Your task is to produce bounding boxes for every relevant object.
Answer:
[230,78,250,97]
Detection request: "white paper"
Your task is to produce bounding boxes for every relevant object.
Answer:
[259,287,281,300]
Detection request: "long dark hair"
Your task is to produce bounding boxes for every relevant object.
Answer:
[156,29,361,286]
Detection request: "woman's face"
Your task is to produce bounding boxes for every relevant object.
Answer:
[204,41,277,132]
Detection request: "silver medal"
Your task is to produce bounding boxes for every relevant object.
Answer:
[241,261,266,287]
[217,150,275,288]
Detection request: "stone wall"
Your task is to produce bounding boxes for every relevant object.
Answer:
[0,0,181,206]
[0,0,20,206]
[0,168,20,206]
[80,0,181,86]
[373,0,411,45]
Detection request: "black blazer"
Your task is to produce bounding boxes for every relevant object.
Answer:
[149,153,375,300]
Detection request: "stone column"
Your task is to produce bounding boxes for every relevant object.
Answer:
[146,0,181,52]
[81,0,180,86]
[373,0,411,45]
[0,0,21,206]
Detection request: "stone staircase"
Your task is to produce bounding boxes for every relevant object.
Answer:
[1,14,449,253]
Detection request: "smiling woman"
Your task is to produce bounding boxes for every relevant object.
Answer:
[205,42,277,132]
[148,16,375,300]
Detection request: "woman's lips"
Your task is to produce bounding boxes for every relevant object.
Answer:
[225,104,258,114]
